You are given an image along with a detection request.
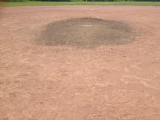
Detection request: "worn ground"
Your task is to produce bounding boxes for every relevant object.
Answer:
[0,6,160,120]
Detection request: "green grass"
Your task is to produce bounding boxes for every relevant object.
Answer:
[1,1,160,7]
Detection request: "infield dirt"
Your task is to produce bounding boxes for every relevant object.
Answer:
[0,6,160,120]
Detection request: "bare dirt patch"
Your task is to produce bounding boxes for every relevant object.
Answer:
[37,18,134,48]
[0,6,160,120]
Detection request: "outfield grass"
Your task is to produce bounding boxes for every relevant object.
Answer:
[1,1,160,7]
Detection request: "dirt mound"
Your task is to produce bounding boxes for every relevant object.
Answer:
[37,18,134,48]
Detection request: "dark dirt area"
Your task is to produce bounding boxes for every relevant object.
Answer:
[37,18,134,48]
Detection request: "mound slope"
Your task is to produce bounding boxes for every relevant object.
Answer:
[37,18,134,48]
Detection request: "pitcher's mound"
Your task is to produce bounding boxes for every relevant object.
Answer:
[37,18,135,48]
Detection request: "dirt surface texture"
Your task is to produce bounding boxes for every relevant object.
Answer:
[0,6,160,120]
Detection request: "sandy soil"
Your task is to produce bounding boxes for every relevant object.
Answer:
[0,6,160,120]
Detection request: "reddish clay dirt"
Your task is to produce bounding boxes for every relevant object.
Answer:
[0,6,160,120]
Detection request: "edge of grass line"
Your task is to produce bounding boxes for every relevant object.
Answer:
[1,1,160,7]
